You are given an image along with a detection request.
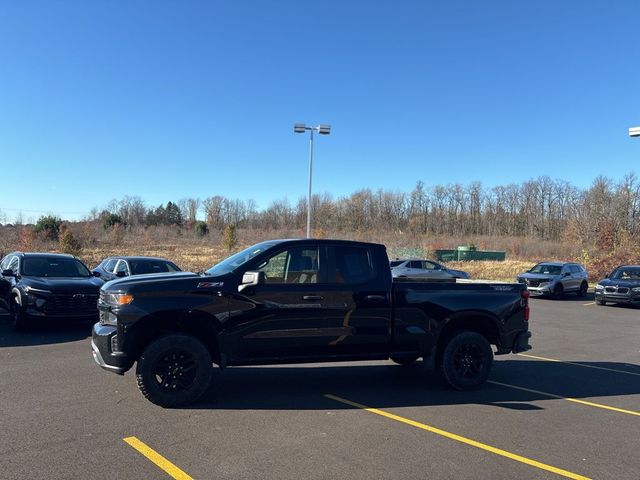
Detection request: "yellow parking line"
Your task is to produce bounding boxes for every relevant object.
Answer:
[123,436,193,480]
[583,302,595,306]
[489,380,640,417]
[325,394,590,480]
[517,353,640,377]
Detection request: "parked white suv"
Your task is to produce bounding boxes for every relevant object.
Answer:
[516,262,588,298]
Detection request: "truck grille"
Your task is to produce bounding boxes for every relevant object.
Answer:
[43,293,99,316]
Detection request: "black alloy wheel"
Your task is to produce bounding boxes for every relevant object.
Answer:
[440,331,493,390]
[136,334,213,408]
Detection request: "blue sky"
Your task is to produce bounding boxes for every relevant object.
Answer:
[1,1,639,222]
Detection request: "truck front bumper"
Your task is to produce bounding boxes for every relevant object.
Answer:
[91,323,132,375]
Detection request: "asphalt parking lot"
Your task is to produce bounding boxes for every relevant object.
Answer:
[1,296,639,480]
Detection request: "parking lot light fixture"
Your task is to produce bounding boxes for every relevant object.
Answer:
[293,123,332,238]
[629,126,640,137]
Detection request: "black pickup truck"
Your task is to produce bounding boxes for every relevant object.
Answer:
[92,239,531,407]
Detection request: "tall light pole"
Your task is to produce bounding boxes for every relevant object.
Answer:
[630,126,640,138]
[294,123,331,238]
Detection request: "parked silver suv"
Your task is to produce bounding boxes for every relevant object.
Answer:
[516,262,589,298]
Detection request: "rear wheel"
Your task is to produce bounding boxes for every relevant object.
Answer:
[10,295,27,331]
[390,355,419,366]
[577,282,588,297]
[136,334,213,408]
[439,331,493,390]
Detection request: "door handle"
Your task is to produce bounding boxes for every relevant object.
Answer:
[303,295,324,301]
[365,294,386,301]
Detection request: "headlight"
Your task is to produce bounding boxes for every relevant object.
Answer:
[632,287,640,292]
[595,284,604,290]
[102,292,134,306]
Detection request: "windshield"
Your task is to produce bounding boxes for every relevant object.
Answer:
[390,261,404,268]
[610,267,640,280]
[22,257,92,278]
[205,241,279,276]
[528,264,562,275]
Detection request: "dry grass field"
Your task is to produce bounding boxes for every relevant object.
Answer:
[1,222,636,282]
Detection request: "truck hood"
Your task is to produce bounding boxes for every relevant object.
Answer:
[102,271,201,291]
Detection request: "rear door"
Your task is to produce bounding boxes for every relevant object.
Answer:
[323,244,392,357]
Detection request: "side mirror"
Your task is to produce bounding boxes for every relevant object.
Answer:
[116,271,127,278]
[92,271,101,277]
[2,269,15,277]
[238,271,265,292]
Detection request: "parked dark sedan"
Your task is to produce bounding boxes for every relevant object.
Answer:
[92,256,181,281]
[595,265,640,306]
[0,252,103,330]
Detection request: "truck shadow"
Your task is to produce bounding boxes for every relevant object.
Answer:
[0,312,92,347]
[194,358,640,411]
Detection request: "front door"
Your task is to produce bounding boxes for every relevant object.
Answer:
[224,245,334,363]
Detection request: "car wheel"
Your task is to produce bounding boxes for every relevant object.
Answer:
[10,295,27,331]
[552,283,564,299]
[439,331,493,390]
[136,334,213,408]
[390,355,419,366]
[577,282,588,297]
[596,298,606,306]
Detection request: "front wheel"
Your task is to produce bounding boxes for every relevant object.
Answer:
[136,334,213,408]
[10,295,28,331]
[390,355,419,366]
[577,282,588,297]
[440,331,493,390]
[552,283,564,299]
[596,298,606,305]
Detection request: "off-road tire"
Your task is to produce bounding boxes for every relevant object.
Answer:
[439,331,493,390]
[136,334,213,408]
[390,355,419,366]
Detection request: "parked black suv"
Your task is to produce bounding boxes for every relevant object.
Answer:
[0,252,103,330]
[595,265,640,306]
[92,256,181,282]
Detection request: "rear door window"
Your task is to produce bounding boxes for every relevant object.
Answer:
[332,246,374,284]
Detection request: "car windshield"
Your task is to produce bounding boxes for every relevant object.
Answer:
[610,267,640,280]
[528,264,562,275]
[130,260,181,275]
[22,257,92,277]
[390,261,404,268]
[205,241,279,276]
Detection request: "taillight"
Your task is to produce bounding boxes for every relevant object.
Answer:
[521,288,530,321]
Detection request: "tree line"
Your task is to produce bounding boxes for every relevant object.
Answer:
[84,173,639,248]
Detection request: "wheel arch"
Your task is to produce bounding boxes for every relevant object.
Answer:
[433,311,500,367]
[130,310,223,366]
